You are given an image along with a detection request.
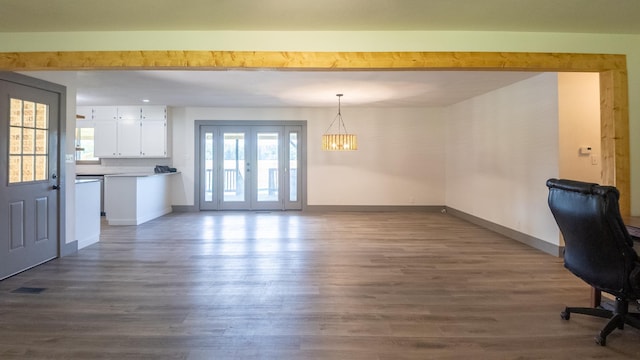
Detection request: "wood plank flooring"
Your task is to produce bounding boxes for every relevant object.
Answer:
[1,211,639,359]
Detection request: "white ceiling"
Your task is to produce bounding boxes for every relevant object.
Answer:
[28,70,539,108]
[11,0,638,107]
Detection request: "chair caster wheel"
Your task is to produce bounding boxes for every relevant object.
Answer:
[560,310,570,320]
[595,335,606,346]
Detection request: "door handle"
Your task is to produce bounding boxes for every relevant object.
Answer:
[52,185,60,190]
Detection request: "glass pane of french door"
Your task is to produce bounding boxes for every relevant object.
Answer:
[199,126,216,209]
[250,127,283,210]
[285,126,302,210]
[219,127,250,210]
[289,131,298,202]
[223,132,246,203]
[256,131,279,202]
[200,126,251,210]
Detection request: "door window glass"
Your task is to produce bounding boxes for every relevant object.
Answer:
[8,98,48,184]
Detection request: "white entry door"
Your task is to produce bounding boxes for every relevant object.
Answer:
[199,124,302,211]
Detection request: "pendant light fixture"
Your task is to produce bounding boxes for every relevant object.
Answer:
[322,94,358,151]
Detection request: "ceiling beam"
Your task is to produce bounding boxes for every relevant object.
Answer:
[0,50,629,214]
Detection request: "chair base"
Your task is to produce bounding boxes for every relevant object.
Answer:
[561,298,640,346]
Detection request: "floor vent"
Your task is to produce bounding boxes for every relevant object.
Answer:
[11,287,47,294]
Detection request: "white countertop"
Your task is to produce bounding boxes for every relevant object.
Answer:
[75,179,101,184]
[104,172,179,178]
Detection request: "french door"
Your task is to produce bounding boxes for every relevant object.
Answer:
[199,124,303,210]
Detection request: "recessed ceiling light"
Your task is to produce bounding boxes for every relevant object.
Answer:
[142,99,150,103]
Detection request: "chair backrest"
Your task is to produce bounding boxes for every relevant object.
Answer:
[546,178,637,297]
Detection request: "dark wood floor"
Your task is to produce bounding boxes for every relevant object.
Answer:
[1,211,639,359]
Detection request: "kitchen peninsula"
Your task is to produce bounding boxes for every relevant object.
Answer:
[104,172,178,225]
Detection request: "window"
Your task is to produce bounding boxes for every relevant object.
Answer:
[75,125,100,163]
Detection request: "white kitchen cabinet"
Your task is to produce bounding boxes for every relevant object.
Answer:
[92,106,118,120]
[117,106,142,120]
[104,173,176,225]
[87,105,168,158]
[93,120,118,157]
[117,118,143,156]
[75,179,101,249]
[141,106,166,120]
[141,120,167,157]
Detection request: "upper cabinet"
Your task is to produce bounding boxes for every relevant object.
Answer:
[141,106,166,120]
[140,120,167,157]
[139,106,167,157]
[116,106,142,120]
[115,118,143,157]
[92,106,118,120]
[80,106,168,158]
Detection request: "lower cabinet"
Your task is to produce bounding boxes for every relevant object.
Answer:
[104,173,176,226]
[75,180,101,249]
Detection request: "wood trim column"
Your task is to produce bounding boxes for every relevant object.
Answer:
[600,69,630,216]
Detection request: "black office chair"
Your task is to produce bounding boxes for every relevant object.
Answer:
[546,178,640,346]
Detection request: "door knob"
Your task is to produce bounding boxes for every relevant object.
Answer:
[52,185,60,190]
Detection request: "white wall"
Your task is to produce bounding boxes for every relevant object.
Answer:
[170,106,447,207]
[312,107,446,206]
[445,73,561,245]
[558,73,602,183]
